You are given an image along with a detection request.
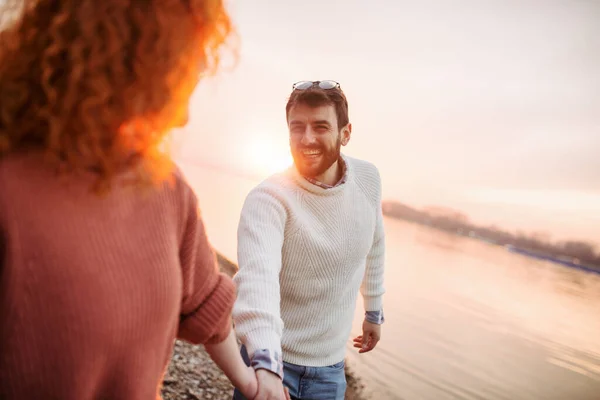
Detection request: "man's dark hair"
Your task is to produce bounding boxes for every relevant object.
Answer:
[286,87,349,129]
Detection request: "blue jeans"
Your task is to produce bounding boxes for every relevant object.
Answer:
[233,346,347,400]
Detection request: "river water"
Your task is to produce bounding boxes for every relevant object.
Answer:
[180,161,600,400]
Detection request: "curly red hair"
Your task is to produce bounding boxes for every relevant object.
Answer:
[0,0,232,192]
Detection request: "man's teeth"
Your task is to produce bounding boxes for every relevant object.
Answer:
[303,149,322,155]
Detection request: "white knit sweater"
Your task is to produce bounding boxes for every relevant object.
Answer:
[232,155,386,367]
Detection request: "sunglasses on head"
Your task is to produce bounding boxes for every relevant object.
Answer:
[292,80,340,90]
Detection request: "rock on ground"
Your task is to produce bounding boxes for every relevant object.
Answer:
[161,340,234,400]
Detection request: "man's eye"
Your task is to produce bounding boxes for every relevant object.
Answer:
[315,126,329,132]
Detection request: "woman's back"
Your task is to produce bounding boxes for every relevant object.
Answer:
[0,2,266,399]
[0,153,234,399]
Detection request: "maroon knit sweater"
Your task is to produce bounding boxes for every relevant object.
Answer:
[0,153,236,400]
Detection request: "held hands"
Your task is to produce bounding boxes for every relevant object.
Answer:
[253,369,291,400]
[353,319,381,354]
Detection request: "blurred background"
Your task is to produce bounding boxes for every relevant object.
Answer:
[173,1,600,399]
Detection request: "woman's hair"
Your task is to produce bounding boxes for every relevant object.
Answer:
[0,0,232,192]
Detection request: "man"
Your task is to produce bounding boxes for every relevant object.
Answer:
[232,80,386,400]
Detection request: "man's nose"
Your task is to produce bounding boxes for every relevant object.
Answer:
[300,128,317,146]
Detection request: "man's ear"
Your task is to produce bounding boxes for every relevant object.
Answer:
[341,123,352,146]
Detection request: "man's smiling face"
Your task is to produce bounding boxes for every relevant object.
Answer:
[288,103,344,179]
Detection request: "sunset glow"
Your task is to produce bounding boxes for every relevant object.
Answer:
[181,0,599,245]
[244,136,293,177]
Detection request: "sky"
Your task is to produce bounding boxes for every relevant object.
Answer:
[174,0,600,245]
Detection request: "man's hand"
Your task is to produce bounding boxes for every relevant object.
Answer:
[254,369,290,400]
[352,319,381,353]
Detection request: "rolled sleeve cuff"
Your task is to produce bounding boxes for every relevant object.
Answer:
[243,327,282,357]
[365,309,385,325]
[251,349,284,379]
[178,274,236,345]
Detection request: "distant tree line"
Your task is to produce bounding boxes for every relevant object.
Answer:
[382,200,600,267]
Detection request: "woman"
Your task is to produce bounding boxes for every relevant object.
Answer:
[0,0,258,399]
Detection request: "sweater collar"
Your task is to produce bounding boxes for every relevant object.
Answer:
[290,154,351,196]
[302,157,347,189]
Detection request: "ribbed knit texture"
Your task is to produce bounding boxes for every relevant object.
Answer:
[0,153,235,400]
[233,155,386,367]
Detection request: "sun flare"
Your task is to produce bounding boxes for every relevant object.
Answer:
[245,138,293,177]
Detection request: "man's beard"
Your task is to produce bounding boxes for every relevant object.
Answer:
[292,135,341,179]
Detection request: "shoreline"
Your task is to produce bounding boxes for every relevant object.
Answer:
[381,201,600,274]
[161,252,367,400]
